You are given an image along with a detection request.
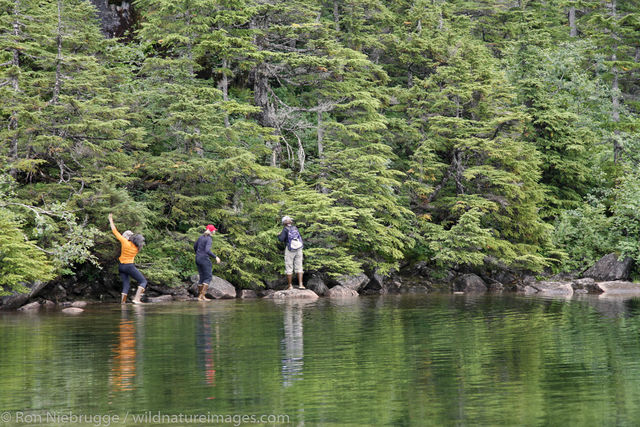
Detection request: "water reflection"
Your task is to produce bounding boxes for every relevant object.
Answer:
[196,306,216,388]
[281,302,305,387]
[109,306,144,392]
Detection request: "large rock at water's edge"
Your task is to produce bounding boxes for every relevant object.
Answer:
[264,276,289,290]
[206,277,237,299]
[452,274,487,293]
[362,269,395,294]
[1,281,48,310]
[306,274,329,296]
[263,288,319,300]
[525,281,574,296]
[18,301,41,312]
[583,253,633,281]
[595,281,640,295]
[240,289,258,299]
[326,285,359,298]
[329,273,370,292]
[146,295,174,303]
[572,278,599,293]
[62,307,84,315]
[71,301,88,308]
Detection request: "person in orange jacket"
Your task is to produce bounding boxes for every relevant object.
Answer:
[109,213,147,304]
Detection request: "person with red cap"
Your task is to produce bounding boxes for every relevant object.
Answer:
[194,224,221,301]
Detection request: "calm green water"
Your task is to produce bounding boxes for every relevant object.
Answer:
[2,294,640,426]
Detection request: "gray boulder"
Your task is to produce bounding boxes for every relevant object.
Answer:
[452,274,488,293]
[596,281,640,295]
[62,307,84,314]
[263,288,319,300]
[306,274,329,296]
[240,289,258,299]
[206,276,237,299]
[572,278,599,293]
[1,281,47,310]
[526,281,574,296]
[264,277,289,290]
[329,273,370,292]
[487,281,505,292]
[146,295,174,303]
[326,285,359,298]
[583,253,633,281]
[71,301,88,308]
[398,285,429,294]
[18,301,41,312]
[259,289,276,298]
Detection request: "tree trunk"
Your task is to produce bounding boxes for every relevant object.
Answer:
[252,64,280,166]
[317,111,324,158]
[221,58,230,128]
[610,0,622,163]
[52,0,63,105]
[8,0,21,176]
[612,59,621,163]
[333,1,340,32]
[569,6,577,37]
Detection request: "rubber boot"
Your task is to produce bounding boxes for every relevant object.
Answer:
[297,272,305,289]
[121,293,128,304]
[132,287,145,304]
[197,284,203,298]
[198,284,212,301]
[286,274,293,290]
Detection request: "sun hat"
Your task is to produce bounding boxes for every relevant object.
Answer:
[206,224,217,232]
[122,230,133,240]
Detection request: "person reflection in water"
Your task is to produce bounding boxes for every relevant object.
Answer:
[196,306,216,389]
[109,307,144,393]
[281,302,304,387]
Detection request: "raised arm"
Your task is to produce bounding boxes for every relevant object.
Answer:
[109,213,127,244]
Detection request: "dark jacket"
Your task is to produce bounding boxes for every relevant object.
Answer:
[278,225,303,251]
[194,234,217,259]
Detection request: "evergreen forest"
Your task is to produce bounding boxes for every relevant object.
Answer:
[2,0,640,294]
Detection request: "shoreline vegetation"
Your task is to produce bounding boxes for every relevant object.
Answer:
[4,251,640,312]
[3,1,640,308]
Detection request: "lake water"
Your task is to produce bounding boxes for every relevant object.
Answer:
[2,294,640,426]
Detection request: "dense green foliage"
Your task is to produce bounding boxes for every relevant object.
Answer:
[2,0,640,292]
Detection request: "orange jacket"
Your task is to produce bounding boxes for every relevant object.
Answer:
[112,226,139,264]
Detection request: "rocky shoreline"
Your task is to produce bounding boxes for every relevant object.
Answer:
[3,252,639,312]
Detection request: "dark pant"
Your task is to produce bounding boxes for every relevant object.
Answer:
[196,256,213,285]
[118,263,147,294]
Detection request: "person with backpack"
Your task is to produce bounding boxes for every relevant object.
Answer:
[278,216,304,290]
[109,213,147,304]
[194,224,222,301]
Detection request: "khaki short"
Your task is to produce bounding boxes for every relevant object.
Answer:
[284,247,303,275]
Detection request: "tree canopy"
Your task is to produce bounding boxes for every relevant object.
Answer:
[2,0,640,293]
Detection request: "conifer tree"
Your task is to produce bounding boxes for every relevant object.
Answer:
[0,209,55,295]
[391,5,551,271]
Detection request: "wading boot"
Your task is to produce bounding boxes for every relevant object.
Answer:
[121,293,128,304]
[198,284,212,301]
[132,287,145,304]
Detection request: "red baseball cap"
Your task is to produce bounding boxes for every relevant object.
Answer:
[206,224,217,232]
